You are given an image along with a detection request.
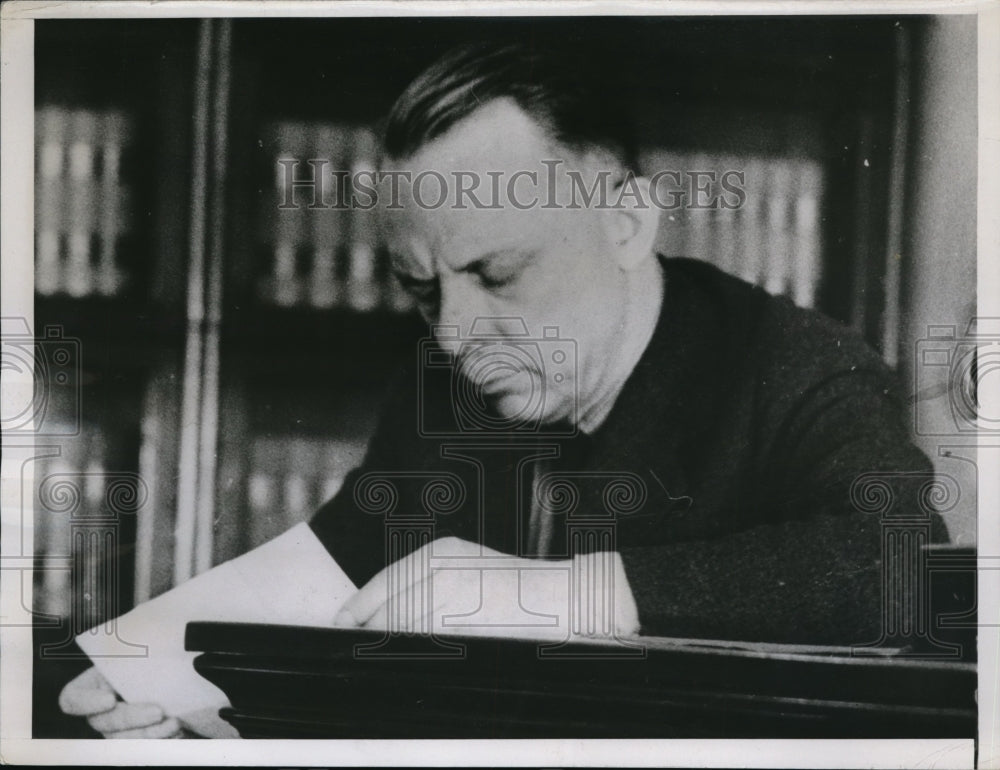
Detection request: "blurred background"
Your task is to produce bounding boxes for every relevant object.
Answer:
[27,14,977,734]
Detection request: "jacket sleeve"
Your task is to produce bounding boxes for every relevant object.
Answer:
[308,366,418,588]
[618,318,946,646]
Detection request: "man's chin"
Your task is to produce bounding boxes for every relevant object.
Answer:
[487,390,533,422]
[489,390,568,432]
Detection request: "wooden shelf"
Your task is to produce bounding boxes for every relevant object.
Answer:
[187,620,976,739]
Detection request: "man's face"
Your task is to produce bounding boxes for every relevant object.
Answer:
[381,98,630,428]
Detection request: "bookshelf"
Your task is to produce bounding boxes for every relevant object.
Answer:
[31,15,924,736]
[33,19,196,608]
[31,19,198,738]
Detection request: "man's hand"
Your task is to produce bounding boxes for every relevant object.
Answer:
[58,667,184,739]
[334,536,640,639]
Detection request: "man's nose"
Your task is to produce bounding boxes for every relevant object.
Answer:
[434,277,481,350]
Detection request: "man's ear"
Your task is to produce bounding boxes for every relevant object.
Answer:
[602,174,661,271]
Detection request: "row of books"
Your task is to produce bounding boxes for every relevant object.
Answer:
[31,424,113,622]
[242,433,370,554]
[256,126,827,312]
[640,150,825,309]
[31,109,826,312]
[257,121,415,313]
[34,105,135,298]
[30,419,362,612]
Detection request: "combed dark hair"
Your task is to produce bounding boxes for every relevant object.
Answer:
[383,41,636,169]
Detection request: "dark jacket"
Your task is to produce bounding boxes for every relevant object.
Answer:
[311,257,944,645]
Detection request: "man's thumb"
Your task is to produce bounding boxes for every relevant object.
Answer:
[59,667,117,716]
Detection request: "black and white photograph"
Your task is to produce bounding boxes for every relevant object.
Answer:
[0,1,996,766]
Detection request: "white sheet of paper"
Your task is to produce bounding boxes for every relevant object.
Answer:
[75,523,357,720]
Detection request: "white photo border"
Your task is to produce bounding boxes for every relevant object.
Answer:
[1,1,996,767]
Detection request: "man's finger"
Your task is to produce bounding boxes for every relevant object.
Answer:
[58,667,117,716]
[338,540,437,626]
[87,702,164,735]
[361,574,437,633]
[337,536,497,627]
[105,717,183,739]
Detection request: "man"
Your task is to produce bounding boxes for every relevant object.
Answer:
[60,41,944,737]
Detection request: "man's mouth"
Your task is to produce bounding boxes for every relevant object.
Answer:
[471,364,527,395]
[460,358,539,398]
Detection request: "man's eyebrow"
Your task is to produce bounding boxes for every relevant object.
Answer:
[394,271,434,286]
[389,254,434,282]
[391,247,527,279]
[452,248,525,274]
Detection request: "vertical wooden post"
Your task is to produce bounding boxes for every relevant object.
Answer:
[174,19,232,586]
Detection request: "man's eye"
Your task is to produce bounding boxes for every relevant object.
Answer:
[478,270,515,289]
[477,253,532,289]
[397,275,438,301]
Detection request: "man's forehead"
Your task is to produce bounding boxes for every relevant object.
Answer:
[380,99,567,275]
[384,207,538,276]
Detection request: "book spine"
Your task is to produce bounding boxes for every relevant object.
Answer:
[345,126,380,312]
[319,437,367,505]
[96,110,131,297]
[248,437,281,549]
[791,160,823,309]
[77,428,109,630]
[265,121,310,307]
[135,376,161,604]
[309,438,331,517]
[687,153,717,269]
[320,472,345,506]
[715,154,740,277]
[36,426,103,624]
[66,110,99,297]
[738,157,766,288]
[763,159,793,297]
[38,454,75,619]
[308,124,347,309]
[135,356,185,601]
[282,436,315,528]
[646,148,688,259]
[211,379,252,566]
[35,105,66,296]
